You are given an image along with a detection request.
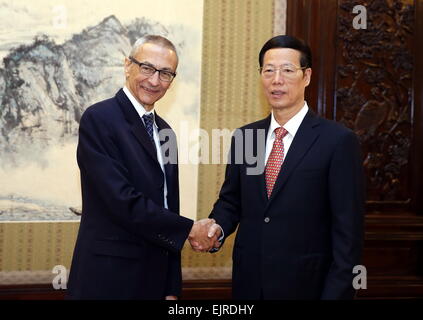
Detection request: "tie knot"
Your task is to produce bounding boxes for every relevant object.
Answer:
[142,113,155,143]
[274,127,288,140]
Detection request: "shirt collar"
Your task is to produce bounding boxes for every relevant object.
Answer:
[269,101,309,138]
[123,86,157,128]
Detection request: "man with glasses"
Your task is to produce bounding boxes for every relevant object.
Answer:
[67,35,217,300]
[206,35,365,299]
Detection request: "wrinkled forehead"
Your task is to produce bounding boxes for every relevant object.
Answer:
[132,42,178,70]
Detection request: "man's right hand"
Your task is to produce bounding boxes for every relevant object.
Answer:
[188,218,220,252]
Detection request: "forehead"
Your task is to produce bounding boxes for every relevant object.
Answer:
[263,48,301,65]
[132,42,178,70]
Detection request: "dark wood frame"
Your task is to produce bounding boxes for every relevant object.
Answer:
[2,277,423,299]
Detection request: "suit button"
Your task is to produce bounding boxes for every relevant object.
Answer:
[264,217,270,223]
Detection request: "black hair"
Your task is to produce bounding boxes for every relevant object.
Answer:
[259,35,312,68]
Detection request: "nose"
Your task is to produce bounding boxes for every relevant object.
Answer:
[272,69,284,85]
[148,70,160,86]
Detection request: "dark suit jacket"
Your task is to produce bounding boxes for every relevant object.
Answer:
[67,89,193,300]
[210,110,365,300]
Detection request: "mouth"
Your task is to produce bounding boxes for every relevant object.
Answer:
[270,90,287,98]
[141,85,159,94]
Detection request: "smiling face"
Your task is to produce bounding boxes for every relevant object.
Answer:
[261,48,311,113]
[125,42,178,111]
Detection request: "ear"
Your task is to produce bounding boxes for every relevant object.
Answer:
[124,57,131,78]
[304,68,312,87]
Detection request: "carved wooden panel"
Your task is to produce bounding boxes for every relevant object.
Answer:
[336,0,414,205]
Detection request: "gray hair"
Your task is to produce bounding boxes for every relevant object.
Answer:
[129,35,178,60]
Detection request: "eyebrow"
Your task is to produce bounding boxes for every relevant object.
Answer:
[263,63,296,67]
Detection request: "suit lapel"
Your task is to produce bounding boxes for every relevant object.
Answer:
[115,89,158,162]
[266,110,321,207]
[155,113,176,187]
[250,115,272,205]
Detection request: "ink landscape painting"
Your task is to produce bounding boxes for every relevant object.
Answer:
[0,0,203,221]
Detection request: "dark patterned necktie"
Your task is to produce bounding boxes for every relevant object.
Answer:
[265,127,289,198]
[142,113,155,144]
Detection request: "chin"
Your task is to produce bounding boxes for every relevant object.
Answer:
[139,100,156,108]
[270,102,290,109]
[137,95,158,106]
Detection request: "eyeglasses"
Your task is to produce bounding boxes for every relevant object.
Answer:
[129,56,176,82]
[259,64,307,80]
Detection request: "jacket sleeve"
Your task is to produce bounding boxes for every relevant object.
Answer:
[77,107,193,253]
[165,251,183,297]
[321,130,365,299]
[209,135,243,246]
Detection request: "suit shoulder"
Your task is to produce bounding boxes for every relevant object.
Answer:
[80,96,120,124]
[317,116,355,135]
[315,116,359,146]
[238,117,270,131]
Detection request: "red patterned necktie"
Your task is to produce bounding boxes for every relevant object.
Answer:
[265,127,289,198]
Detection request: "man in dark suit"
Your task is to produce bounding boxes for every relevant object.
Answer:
[206,35,365,299]
[67,35,216,300]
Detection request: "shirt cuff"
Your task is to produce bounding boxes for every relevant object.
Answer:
[209,225,224,253]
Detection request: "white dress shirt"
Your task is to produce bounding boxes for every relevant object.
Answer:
[123,86,169,209]
[264,102,309,166]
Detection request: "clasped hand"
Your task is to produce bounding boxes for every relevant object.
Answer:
[188,218,222,252]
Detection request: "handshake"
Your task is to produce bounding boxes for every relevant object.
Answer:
[188,218,222,252]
